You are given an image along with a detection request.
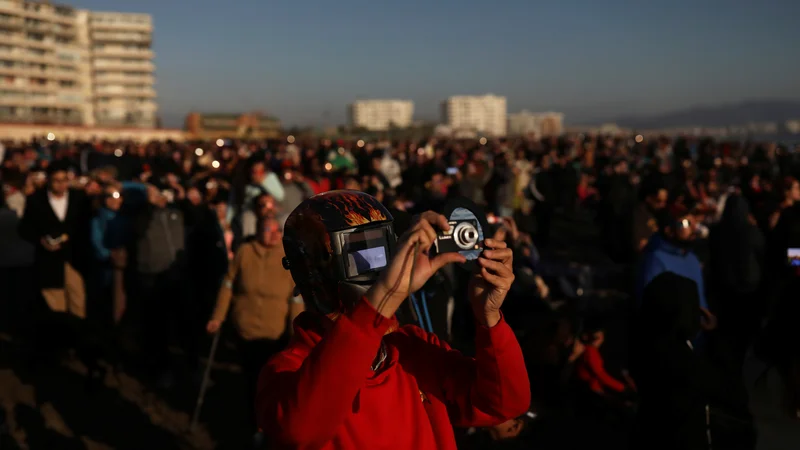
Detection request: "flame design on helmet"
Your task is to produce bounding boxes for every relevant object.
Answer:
[283,190,393,314]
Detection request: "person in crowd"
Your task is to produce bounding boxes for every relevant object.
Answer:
[708,194,764,366]
[529,154,555,248]
[18,160,98,382]
[230,159,285,228]
[630,272,754,450]
[459,150,493,207]
[1,169,27,217]
[0,186,35,335]
[88,184,136,325]
[133,185,188,386]
[206,216,303,444]
[19,161,92,321]
[632,177,668,254]
[575,327,627,397]
[257,192,529,449]
[240,192,279,239]
[304,159,332,195]
[278,167,314,226]
[637,202,708,311]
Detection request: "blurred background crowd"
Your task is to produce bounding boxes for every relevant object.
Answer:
[1,133,800,449]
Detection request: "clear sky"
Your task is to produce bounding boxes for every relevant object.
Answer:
[71,0,800,127]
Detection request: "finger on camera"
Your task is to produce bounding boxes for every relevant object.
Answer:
[416,211,449,232]
[417,218,438,244]
[483,248,513,263]
[481,267,513,289]
[478,256,513,276]
[483,238,507,250]
[431,252,467,271]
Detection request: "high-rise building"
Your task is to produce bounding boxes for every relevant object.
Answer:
[89,11,156,128]
[441,94,507,137]
[507,110,564,137]
[0,1,156,128]
[348,99,414,131]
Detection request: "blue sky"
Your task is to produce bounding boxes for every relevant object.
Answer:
[71,0,800,127]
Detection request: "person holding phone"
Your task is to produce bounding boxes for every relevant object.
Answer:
[19,161,92,320]
[18,160,96,380]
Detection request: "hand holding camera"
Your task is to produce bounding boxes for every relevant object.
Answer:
[468,228,515,327]
[366,211,466,319]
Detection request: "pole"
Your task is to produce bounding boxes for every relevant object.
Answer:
[190,329,222,432]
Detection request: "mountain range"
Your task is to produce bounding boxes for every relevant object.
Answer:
[609,100,800,130]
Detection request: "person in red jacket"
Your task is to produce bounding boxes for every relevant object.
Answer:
[257,190,530,449]
[575,328,627,395]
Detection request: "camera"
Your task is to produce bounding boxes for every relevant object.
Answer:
[433,197,488,267]
[435,217,481,255]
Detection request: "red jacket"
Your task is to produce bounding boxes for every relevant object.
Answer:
[256,298,530,449]
[576,345,625,394]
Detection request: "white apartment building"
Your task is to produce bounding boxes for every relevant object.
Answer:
[349,99,414,131]
[507,110,565,137]
[0,1,156,128]
[89,11,156,128]
[441,94,507,137]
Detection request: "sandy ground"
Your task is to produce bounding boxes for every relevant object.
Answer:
[0,331,250,450]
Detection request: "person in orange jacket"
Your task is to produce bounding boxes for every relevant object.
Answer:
[256,190,530,449]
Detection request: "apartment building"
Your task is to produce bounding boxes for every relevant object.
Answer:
[89,11,156,128]
[0,1,157,128]
[348,99,414,131]
[441,94,507,137]
[507,110,565,137]
[0,1,92,125]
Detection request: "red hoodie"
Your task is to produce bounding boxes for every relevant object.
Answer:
[256,298,530,449]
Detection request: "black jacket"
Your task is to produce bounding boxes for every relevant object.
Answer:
[18,188,92,289]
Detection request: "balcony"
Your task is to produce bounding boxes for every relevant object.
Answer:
[0,95,26,106]
[52,24,76,37]
[0,64,28,77]
[0,111,84,125]
[24,37,55,50]
[93,46,154,59]
[24,21,50,33]
[93,59,154,72]
[92,31,151,43]
[95,87,157,98]
[94,73,155,85]
[90,20,152,33]
[0,14,22,30]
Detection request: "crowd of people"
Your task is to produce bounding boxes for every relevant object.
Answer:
[1,133,800,448]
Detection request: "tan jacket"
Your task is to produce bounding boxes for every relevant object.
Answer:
[211,241,303,341]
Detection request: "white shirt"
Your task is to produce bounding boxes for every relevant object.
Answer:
[48,191,69,222]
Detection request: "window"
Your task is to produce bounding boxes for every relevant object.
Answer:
[59,80,75,88]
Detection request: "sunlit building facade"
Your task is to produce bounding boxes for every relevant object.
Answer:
[442,94,507,137]
[0,1,157,127]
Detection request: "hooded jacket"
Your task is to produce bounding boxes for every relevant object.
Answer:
[256,297,530,450]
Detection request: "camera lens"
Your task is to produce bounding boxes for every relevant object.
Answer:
[453,222,479,250]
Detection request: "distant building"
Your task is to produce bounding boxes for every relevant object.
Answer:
[0,1,157,128]
[786,120,800,134]
[184,112,281,139]
[348,99,414,131]
[89,11,157,128]
[507,110,564,137]
[442,94,507,137]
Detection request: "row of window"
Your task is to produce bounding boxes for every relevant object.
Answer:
[90,15,149,25]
